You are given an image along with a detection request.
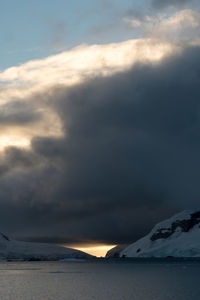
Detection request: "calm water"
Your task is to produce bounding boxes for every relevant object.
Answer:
[0,260,200,300]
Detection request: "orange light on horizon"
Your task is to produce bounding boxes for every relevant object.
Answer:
[60,244,116,257]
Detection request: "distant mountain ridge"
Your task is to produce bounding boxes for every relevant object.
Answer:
[0,234,92,261]
[107,210,200,258]
[106,244,128,258]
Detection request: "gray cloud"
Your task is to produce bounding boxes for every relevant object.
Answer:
[0,101,42,126]
[152,0,194,9]
[47,19,68,51]
[0,46,200,245]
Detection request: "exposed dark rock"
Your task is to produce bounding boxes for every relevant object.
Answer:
[113,252,120,258]
[150,211,200,241]
[136,248,141,253]
[106,244,128,258]
[0,233,10,241]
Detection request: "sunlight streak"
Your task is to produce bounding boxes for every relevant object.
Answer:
[61,244,116,257]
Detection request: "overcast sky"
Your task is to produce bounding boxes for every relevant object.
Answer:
[0,0,200,246]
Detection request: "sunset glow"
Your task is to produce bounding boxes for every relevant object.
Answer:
[62,244,116,257]
[0,136,30,150]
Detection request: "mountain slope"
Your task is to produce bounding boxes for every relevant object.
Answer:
[0,234,92,261]
[120,210,200,258]
[106,244,128,258]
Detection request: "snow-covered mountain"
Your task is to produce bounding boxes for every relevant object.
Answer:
[117,210,200,258]
[0,233,92,261]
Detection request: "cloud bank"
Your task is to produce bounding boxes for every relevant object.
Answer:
[125,9,200,44]
[0,9,200,245]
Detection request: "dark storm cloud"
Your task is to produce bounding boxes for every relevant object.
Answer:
[1,46,200,245]
[152,0,194,9]
[0,147,43,178]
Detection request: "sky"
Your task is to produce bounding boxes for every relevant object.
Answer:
[1,0,200,256]
[0,0,143,69]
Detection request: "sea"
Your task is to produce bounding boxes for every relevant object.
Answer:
[0,259,200,300]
